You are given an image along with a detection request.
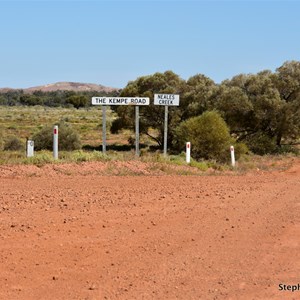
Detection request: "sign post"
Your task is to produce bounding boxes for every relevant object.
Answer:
[135,106,139,156]
[92,97,150,155]
[163,105,168,156]
[102,106,107,153]
[154,94,180,157]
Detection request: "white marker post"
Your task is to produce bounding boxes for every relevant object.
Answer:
[186,142,191,163]
[230,145,235,167]
[53,125,58,160]
[26,140,34,157]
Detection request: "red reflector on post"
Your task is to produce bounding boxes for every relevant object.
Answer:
[54,129,57,134]
[186,142,191,163]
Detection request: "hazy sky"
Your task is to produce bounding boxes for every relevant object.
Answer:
[1,0,299,89]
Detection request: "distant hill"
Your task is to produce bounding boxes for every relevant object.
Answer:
[0,82,120,93]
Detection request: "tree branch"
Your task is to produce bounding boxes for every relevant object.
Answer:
[144,131,162,147]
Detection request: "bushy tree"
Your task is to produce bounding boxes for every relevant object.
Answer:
[181,74,216,119]
[112,71,186,147]
[213,62,300,153]
[173,111,233,161]
[66,95,89,109]
[20,94,43,106]
[243,132,277,155]
[32,121,81,151]
[273,61,300,146]
[213,84,253,134]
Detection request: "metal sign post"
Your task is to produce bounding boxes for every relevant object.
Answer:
[135,106,139,156]
[154,94,180,157]
[163,105,168,157]
[102,106,107,153]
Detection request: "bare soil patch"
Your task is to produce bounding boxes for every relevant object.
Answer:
[0,159,300,299]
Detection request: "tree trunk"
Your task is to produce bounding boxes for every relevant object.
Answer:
[276,132,282,147]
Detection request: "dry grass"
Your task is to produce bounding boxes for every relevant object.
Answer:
[0,106,158,150]
[0,106,116,147]
[0,106,298,173]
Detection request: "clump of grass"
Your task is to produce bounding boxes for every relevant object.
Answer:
[59,150,90,162]
[60,150,91,162]
[59,150,112,163]
[190,160,209,171]
[3,136,24,151]
[23,151,54,166]
[234,154,298,173]
[91,151,111,162]
[140,151,165,163]
[168,153,187,166]
[0,151,24,164]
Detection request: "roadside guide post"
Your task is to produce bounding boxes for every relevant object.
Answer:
[186,142,191,163]
[26,139,34,157]
[92,97,150,156]
[53,125,58,160]
[230,145,236,167]
[154,94,180,157]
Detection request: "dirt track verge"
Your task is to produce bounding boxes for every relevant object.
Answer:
[0,159,299,299]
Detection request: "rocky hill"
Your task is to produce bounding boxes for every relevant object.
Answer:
[0,82,119,93]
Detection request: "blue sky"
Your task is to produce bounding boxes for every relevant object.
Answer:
[0,0,299,89]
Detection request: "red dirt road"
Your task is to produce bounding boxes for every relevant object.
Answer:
[0,160,300,300]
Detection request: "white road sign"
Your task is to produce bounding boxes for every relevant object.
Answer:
[154,94,180,106]
[92,97,150,106]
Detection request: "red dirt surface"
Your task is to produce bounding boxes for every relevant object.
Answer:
[0,159,300,300]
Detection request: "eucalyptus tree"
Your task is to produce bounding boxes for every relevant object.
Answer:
[273,60,300,146]
[214,61,300,152]
[111,71,186,147]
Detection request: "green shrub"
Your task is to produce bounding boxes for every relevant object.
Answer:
[190,160,209,171]
[174,111,233,161]
[32,121,81,151]
[275,145,299,155]
[244,132,277,155]
[233,142,249,159]
[4,136,24,151]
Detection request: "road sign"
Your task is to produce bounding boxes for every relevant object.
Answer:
[92,97,150,106]
[154,94,180,156]
[92,96,150,156]
[154,94,180,106]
